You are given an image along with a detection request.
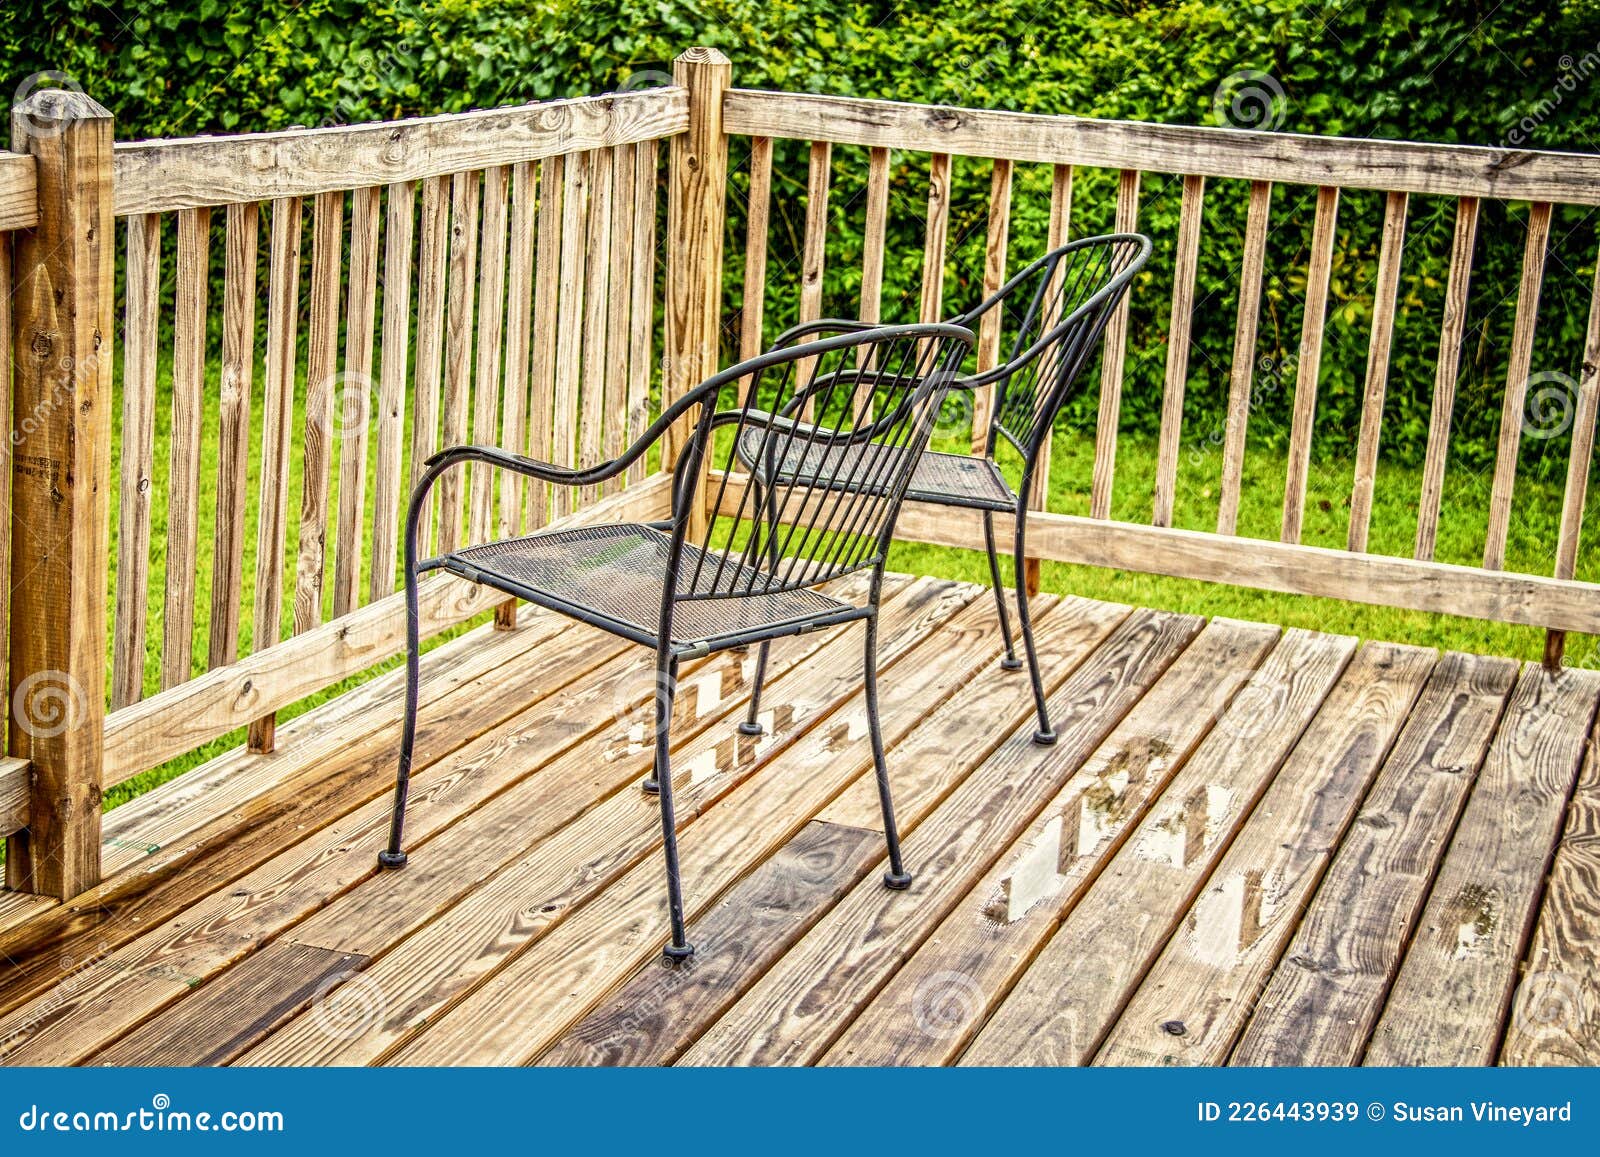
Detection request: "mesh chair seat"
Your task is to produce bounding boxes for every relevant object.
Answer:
[446,523,850,647]
[739,430,1016,513]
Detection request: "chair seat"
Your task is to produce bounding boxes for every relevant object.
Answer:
[444,523,852,649]
[738,430,1017,513]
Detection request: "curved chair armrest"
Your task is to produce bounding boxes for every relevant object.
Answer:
[766,318,887,351]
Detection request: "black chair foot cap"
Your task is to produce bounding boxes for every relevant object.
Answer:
[883,869,914,890]
[1000,656,1023,670]
[1032,729,1057,746]
[377,849,408,869]
[641,777,660,795]
[737,721,764,737]
[663,943,695,962]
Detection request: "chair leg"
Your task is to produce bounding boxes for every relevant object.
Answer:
[379,544,423,868]
[641,655,677,794]
[1013,510,1055,746]
[984,510,1021,670]
[649,646,694,960]
[864,609,913,891]
[739,641,771,736]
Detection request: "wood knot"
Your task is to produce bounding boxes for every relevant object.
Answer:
[1161,1019,1186,1036]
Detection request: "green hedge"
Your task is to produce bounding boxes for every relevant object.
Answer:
[8,0,1600,474]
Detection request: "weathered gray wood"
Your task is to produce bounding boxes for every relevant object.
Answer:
[112,87,688,214]
[724,89,1600,204]
[1366,663,1600,1065]
[6,91,114,898]
[1230,651,1519,1065]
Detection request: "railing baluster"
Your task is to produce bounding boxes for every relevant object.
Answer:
[469,165,509,539]
[113,213,160,708]
[1545,246,1600,668]
[371,179,416,600]
[1090,168,1139,521]
[438,169,480,549]
[209,201,259,667]
[1347,189,1408,553]
[625,140,658,487]
[410,176,449,557]
[247,194,302,755]
[333,184,381,616]
[1153,175,1205,529]
[528,155,564,519]
[1414,195,1479,562]
[1217,179,1272,535]
[603,143,637,498]
[858,145,891,420]
[498,161,535,532]
[972,158,1012,454]
[551,152,589,518]
[163,205,210,689]
[1484,200,1553,569]
[1281,185,1340,544]
[1020,162,1075,594]
[294,190,346,631]
[919,152,952,326]
[800,140,831,327]
[579,149,614,507]
[737,136,773,403]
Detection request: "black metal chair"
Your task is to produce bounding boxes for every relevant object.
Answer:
[379,321,976,961]
[738,233,1151,748]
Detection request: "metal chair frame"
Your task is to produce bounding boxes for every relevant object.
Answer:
[739,233,1152,747]
[379,322,976,962]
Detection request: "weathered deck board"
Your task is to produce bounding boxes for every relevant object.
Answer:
[824,618,1279,1065]
[957,629,1358,1066]
[540,595,1130,1065]
[1502,742,1600,1065]
[238,579,979,1065]
[1365,664,1600,1065]
[1094,642,1435,1065]
[678,609,1204,1066]
[2,577,1595,1068]
[1230,651,1520,1066]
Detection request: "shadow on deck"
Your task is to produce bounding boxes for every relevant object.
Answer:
[0,574,1594,1066]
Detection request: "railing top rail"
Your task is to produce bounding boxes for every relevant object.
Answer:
[724,88,1600,205]
[0,150,38,230]
[111,85,688,216]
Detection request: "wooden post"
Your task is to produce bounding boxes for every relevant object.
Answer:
[663,47,730,544]
[5,89,114,897]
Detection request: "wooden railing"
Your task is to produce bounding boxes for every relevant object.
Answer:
[4,47,1600,905]
[717,85,1600,647]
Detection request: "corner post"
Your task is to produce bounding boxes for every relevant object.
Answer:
[663,47,730,543]
[5,89,114,897]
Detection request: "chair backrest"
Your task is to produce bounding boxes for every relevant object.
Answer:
[675,322,976,601]
[961,233,1151,458]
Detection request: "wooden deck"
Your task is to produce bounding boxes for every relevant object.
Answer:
[0,573,1595,1066]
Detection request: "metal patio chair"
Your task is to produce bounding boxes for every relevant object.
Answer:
[379,321,976,961]
[738,233,1151,748]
